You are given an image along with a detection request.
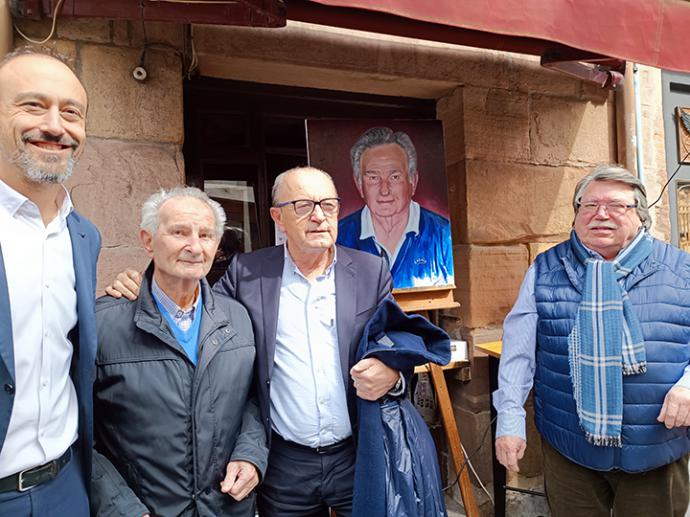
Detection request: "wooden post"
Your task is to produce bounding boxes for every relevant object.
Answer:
[429,363,480,517]
[0,0,12,58]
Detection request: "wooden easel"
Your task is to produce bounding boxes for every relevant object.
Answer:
[395,287,480,517]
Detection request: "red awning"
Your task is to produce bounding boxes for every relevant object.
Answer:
[288,0,690,73]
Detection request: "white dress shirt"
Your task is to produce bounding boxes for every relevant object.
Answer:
[270,246,352,447]
[0,180,78,477]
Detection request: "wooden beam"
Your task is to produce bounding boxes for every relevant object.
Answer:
[429,363,480,517]
[0,0,11,58]
[11,0,286,27]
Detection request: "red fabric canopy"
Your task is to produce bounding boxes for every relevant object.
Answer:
[288,0,690,73]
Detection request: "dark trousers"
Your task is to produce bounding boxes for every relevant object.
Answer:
[0,451,89,517]
[258,433,355,517]
[543,440,690,517]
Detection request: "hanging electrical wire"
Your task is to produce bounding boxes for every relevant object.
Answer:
[14,0,65,45]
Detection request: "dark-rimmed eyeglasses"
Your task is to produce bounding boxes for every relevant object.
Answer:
[576,201,638,216]
[274,198,341,217]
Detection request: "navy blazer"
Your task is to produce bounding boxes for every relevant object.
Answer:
[213,244,392,436]
[0,210,100,481]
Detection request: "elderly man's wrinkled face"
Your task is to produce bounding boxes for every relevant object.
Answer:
[270,169,339,256]
[573,180,643,260]
[356,143,418,219]
[140,197,220,285]
[0,55,87,184]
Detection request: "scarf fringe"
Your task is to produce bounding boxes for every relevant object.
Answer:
[622,362,647,376]
[585,432,622,448]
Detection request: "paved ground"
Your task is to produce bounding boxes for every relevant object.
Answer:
[446,472,690,517]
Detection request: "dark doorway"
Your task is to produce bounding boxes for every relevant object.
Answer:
[183,77,436,255]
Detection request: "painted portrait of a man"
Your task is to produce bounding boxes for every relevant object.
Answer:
[307,120,454,290]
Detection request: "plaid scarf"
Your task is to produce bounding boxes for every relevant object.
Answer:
[568,229,652,447]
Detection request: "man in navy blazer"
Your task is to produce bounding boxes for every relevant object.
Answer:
[109,167,402,516]
[0,47,100,516]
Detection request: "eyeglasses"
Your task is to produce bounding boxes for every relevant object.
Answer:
[576,201,638,216]
[274,198,341,217]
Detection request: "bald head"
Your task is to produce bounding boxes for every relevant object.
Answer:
[271,167,338,205]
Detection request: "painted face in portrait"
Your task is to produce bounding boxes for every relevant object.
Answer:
[0,55,87,185]
[356,143,418,219]
[270,169,340,256]
[573,180,643,260]
[140,197,220,285]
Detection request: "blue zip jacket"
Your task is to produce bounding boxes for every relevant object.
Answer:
[352,297,450,517]
[534,238,690,472]
[338,206,454,289]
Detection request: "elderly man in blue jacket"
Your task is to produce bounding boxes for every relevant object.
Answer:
[495,165,690,517]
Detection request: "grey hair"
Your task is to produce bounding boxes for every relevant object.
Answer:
[140,187,226,237]
[0,45,77,73]
[271,166,337,204]
[350,127,417,184]
[573,164,651,229]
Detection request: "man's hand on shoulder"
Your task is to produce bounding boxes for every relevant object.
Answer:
[104,269,143,300]
[495,435,526,473]
[350,357,399,400]
[220,460,259,501]
[658,385,690,429]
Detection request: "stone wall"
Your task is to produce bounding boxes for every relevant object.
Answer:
[13,18,186,292]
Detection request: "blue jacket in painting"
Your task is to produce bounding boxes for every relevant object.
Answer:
[534,238,690,472]
[337,206,454,290]
[352,297,450,517]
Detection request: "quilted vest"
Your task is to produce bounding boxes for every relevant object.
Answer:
[534,238,690,472]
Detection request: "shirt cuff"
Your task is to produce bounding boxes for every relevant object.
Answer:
[387,372,406,397]
[675,366,690,390]
[496,412,526,441]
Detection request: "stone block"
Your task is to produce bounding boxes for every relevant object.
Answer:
[10,38,77,63]
[462,326,504,348]
[507,54,581,97]
[445,161,467,245]
[111,21,131,47]
[530,94,615,166]
[464,160,588,243]
[14,33,79,64]
[463,86,530,163]
[527,242,560,263]
[449,356,490,413]
[13,18,52,41]
[454,244,528,329]
[130,21,184,48]
[437,86,465,166]
[56,19,112,44]
[79,44,183,143]
[67,137,185,290]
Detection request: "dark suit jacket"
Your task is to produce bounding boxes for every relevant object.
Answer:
[213,244,392,435]
[0,210,101,481]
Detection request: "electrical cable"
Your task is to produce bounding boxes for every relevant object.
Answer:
[648,150,690,208]
[460,441,494,504]
[14,0,65,45]
[442,415,495,493]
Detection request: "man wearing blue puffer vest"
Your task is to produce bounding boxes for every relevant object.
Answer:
[494,164,690,516]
